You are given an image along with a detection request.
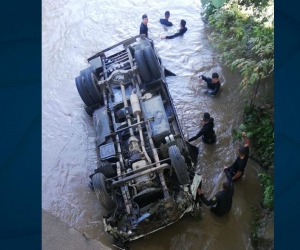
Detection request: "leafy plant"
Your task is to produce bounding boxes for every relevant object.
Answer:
[202,0,271,8]
[250,205,259,242]
[258,170,274,210]
[201,3,216,21]
[244,103,274,166]
[237,0,271,8]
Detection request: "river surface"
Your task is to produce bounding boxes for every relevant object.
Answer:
[42,0,263,249]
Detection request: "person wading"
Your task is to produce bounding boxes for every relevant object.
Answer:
[198,72,221,96]
[187,112,216,144]
[140,14,148,37]
[161,19,187,39]
[223,132,250,181]
[160,11,172,26]
[197,180,234,216]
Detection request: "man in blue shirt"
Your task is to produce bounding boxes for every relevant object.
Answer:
[140,14,148,37]
[160,11,173,26]
[199,72,221,96]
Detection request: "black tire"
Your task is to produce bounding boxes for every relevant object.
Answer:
[75,76,95,106]
[143,46,161,79]
[134,49,152,83]
[82,72,103,104]
[169,145,190,184]
[84,103,102,117]
[96,163,116,178]
[80,65,94,75]
[92,173,116,211]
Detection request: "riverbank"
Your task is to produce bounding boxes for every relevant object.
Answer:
[255,209,274,250]
[42,210,111,250]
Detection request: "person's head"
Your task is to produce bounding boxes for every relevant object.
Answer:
[222,181,231,191]
[180,19,186,28]
[142,14,148,25]
[165,11,170,19]
[212,72,219,83]
[237,145,246,156]
[203,112,210,122]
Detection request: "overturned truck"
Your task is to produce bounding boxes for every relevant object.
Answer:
[75,35,202,248]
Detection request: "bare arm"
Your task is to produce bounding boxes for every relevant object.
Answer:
[242,131,249,147]
[232,171,242,181]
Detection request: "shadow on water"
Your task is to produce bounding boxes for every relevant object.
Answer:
[42,0,263,249]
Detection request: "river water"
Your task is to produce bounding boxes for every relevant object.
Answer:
[42,0,263,249]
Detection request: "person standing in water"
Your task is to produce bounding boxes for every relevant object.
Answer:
[161,19,187,39]
[160,11,173,26]
[198,72,221,96]
[187,112,216,144]
[223,132,250,181]
[140,14,148,37]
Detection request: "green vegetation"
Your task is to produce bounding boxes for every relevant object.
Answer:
[258,169,274,210]
[250,205,259,242]
[233,102,273,169]
[201,0,226,8]
[201,0,271,9]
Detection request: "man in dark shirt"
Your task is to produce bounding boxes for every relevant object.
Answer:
[224,132,250,181]
[140,14,148,37]
[187,112,216,144]
[160,11,173,26]
[161,19,187,39]
[199,72,221,96]
[197,180,234,216]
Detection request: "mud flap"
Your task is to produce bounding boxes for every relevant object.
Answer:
[190,173,203,220]
[185,142,199,165]
[164,68,176,76]
[190,173,202,200]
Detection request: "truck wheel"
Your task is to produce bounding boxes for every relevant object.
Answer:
[84,103,101,117]
[134,49,152,83]
[83,72,103,104]
[169,145,190,184]
[92,173,117,211]
[96,163,116,178]
[143,46,161,80]
[75,76,95,106]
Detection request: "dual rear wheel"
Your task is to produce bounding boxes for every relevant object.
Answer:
[75,67,104,116]
[134,45,161,83]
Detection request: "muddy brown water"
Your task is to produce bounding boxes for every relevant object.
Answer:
[42,0,263,249]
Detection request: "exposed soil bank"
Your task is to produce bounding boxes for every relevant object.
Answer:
[42,210,112,250]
